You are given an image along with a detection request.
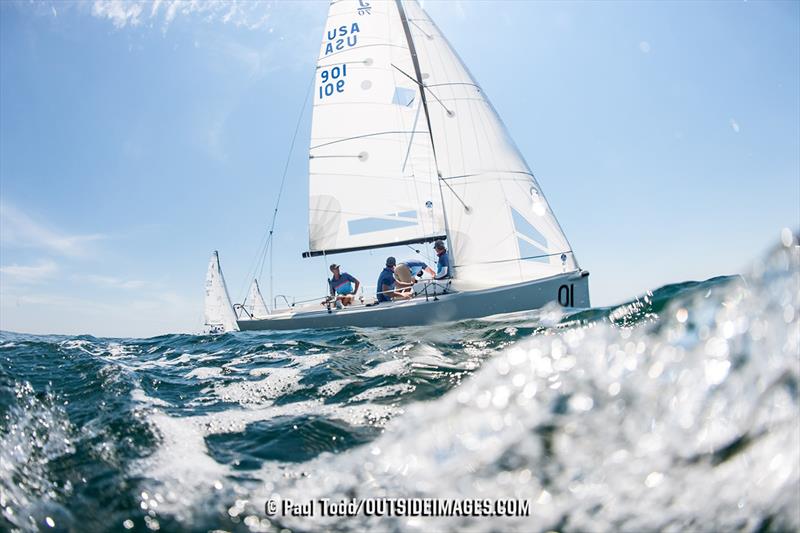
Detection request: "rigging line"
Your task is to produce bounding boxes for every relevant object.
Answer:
[309,154,365,159]
[395,0,457,275]
[238,223,272,304]
[440,170,538,181]
[310,130,429,151]
[453,251,573,268]
[390,63,454,116]
[253,73,315,303]
[389,72,470,211]
[410,19,433,40]
[438,176,470,212]
[401,95,423,173]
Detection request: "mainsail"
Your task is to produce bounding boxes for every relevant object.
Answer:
[306,0,445,255]
[204,251,239,333]
[307,0,579,287]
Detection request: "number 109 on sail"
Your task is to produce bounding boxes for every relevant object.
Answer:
[319,64,347,99]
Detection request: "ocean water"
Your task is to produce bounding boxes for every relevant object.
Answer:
[1,235,798,533]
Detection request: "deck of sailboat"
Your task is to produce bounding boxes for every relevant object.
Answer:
[237,270,589,331]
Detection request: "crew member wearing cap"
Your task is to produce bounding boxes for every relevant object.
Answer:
[433,240,451,279]
[326,264,360,308]
[376,257,412,303]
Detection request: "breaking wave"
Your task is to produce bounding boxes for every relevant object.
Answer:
[1,234,797,532]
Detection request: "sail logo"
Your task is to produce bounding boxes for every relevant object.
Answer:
[357,0,372,15]
[324,22,360,55]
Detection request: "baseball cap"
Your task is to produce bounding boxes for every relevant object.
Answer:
[329,263,340,271]
[386,256,396,267]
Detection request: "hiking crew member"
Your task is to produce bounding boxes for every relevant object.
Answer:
[327,264,359,308]
[376,257,411,303]
[433,240,451,279]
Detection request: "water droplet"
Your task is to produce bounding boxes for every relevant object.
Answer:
[492,386,510,408]
[780,227,794,247]
[704,358,730,385]
[645,471,663,487]
[569,394,594,412]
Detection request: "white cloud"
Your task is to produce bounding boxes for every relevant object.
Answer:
[91,0,144,29]
[0,201,105,257]
[639,41,651,54]
[83,274,149,290]
[88,0,274,31]
[0,260,58,283]
[730,118,741,133]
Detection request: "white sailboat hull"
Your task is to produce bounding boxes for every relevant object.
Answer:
[237,271,589,331]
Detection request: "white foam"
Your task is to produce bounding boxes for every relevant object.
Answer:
[319,379,353,397]
[361,358,408,378]
[185,367,223,380]
[348,384,415,403]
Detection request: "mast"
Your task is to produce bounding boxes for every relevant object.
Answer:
[394,0,455,274]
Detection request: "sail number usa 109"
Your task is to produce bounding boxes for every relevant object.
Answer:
[319,64,348,99]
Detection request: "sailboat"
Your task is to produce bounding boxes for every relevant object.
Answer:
[204,0,590,333]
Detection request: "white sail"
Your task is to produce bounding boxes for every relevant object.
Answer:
[242,279,270,319]
[204,251,239,333]
[399,0,579,287]
[307,0,446,255]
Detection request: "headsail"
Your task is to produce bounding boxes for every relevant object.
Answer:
[204,251,239,333]
[306,0,446,256]
[398,0,579,287]
[241,279,270,319]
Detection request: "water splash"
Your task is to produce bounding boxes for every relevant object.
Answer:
[0,233,797,532]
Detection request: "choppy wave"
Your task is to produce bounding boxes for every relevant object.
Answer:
[1,234,797,532]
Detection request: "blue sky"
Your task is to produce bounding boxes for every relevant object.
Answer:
[1,0,798,337]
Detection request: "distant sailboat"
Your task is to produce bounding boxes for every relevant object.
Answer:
[204,252,238,334]
[204,0,590,332]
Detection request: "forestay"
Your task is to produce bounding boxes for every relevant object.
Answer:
[307,0,446,255]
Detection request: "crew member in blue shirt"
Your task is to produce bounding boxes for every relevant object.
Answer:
[402,259,436,279]
[376,257,411,303]
[433,240,451,279]
[327,264,360,308]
